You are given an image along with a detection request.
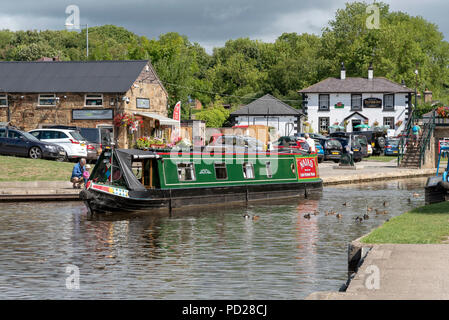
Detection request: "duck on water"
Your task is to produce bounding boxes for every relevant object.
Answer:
[80,147,323,214]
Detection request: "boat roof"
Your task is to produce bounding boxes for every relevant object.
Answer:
[116,148,161,159]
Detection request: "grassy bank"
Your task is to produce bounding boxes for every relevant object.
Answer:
[364,156,398,162]
[361,201,449,244]
[0,155,74,182]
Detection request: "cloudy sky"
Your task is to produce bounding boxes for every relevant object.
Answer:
[1,0,448,52]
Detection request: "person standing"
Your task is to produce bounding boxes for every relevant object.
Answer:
[304,134,316,153]
[71,158,86,189]
[412,121,421,147]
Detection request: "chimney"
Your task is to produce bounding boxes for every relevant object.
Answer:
[340,62,346,80]
[424,88,432,103]
[368,62,373,80]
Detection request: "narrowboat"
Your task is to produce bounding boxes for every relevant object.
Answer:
[79,148,323,213]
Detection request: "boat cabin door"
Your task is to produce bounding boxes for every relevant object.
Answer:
[132,159,155,188]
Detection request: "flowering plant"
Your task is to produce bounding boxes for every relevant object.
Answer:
[114,113,143,127]
[437,106,449,118]
[136,136,165,149]
[373,121,379,126]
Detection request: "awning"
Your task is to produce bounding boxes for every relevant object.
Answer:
[133,112,180,126]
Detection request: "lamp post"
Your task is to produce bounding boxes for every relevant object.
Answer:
[65,23,89,59]
[414,63,419,110]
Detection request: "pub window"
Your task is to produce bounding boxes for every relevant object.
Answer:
[214,163,228,180]
[85,94,103,106]
[242,162,255,179]
[319,94,330,111]
[318,117,330,133]
[266,162,273,178]
[383,94,394,111]
[177,163,196,181]
[38,94,56,106]
[351,94,362,111]
[0,94,7,107]
[383,117,395,129]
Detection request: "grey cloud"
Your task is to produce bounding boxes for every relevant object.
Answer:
[0,0,447,51]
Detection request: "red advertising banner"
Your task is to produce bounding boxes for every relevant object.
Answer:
[173,101,181,122]
[297,157,317,179]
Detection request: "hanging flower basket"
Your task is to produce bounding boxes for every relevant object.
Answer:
[114,112,143,128]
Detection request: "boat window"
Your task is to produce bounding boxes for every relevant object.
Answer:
[266,162,273,178]
[242,162,255,179]
[177,163,196,181]
[132,161,143,180]
[214,163,228,180]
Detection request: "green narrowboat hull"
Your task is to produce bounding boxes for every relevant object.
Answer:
[80,148,323,213]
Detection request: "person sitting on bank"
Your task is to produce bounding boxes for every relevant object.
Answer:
[71,158,86,189]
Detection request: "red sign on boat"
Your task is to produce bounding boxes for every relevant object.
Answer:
[297,157,317,179]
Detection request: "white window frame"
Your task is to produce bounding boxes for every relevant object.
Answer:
[242,162,255,179]
[319,94,330,111]
[85,94,103,107]
[38,94,56,107]
[0,94,7,107]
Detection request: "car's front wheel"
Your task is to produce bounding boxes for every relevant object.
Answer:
[29,147,42,159]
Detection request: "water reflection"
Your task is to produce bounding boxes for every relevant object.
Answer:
[0,177,426,299]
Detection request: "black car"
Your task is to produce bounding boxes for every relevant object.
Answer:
[316,137,343,162]
[330,132,369,158]
[351,130,386,156]
[332,137,363,163]
[0,126,66,160]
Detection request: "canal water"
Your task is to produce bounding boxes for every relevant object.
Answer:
[0,177,426,299]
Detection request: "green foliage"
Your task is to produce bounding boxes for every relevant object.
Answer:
[194,97,230,128]
[0,2,448,118]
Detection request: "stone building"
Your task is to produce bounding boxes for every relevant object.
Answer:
[0,60,173,148]
[299,63,414,135]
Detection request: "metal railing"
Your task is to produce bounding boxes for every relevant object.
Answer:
[418,110,436,168]
[398,110,435,168]
[398,111,416,166]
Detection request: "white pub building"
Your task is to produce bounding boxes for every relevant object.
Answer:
[299,63,413,135]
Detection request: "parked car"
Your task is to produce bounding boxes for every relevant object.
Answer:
[384,138,400,156]
[205,134,265,152]
[367,143,373,156]
[272,136,310,152]
[315,140,324,163]
[333,137,363,163]
[351,130,387,156]
[43,125,113,161]
[330,132,369,158]
[28,128,88,161]
[0,126,66,160]
[296,132,327,140]
[316,137,343,162]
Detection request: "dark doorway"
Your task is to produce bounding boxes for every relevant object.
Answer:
[352,119,361,132]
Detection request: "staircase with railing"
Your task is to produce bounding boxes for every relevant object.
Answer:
[398,110,435,168]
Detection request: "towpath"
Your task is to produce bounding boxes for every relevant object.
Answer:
[307,243,449,300]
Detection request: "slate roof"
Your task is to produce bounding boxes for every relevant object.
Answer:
[299,77,414,94]
[0,60,150,93]
[231,94,303,116]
